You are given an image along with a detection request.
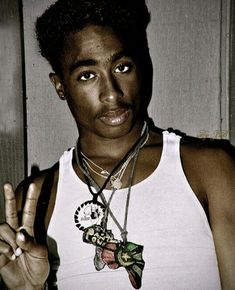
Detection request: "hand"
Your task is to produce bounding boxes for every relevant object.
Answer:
[0,183,50,290]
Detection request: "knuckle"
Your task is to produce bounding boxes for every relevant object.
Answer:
[0,223,9,231]
[6,212,18,219]
[23,209,35,216]
[2,245,12,256]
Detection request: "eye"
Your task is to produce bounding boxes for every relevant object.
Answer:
[79,72,96,81]
[114,63,132,73]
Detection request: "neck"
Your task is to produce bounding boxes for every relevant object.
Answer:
[78,120,145,160]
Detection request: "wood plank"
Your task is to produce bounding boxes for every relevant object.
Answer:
[23,0,76,173]
[230,0,235,145]
[147,0,229,139]
[0,0,25,222]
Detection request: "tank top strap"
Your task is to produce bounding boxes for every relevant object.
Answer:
[59,147,74,168]
[161,130,182,161]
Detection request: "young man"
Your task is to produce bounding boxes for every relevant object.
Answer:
[0,0,235,289]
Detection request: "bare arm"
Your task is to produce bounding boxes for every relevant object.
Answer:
[205,147,235,290]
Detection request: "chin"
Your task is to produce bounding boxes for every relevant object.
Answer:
[99,128,131,139]
[97,118,140,140]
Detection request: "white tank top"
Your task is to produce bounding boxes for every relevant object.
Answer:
[47,131,221,290]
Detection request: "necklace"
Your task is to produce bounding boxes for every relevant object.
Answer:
[74,123,148,229]
[79,122,149,190]
[81,152,132,189]
[74,123,148,289]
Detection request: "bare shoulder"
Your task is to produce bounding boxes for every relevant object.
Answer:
[180,135,235,185]
[180,134,235,220]
[179,135,235,288]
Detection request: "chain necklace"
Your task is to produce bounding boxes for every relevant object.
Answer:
[80,127,149,190]
[81,152,132,189]
[73,123,148,289]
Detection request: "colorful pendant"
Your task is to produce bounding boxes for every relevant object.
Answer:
[115,242,145,289]
[74,200,105,231]
[82,224,145,289]
[83,224,117,246]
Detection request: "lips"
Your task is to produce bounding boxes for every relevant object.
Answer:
[99,108,130,126]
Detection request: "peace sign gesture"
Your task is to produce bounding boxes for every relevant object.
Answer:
[0,183,49,290]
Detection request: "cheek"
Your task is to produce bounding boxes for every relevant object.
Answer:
[66,98,94,126]
[65,87,100,121]
[125,76,142,100]
[127,69,142,93]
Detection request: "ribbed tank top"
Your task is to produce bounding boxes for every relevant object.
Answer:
[47,131,221,290]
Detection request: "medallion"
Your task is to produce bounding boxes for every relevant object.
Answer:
[74,200,105,231]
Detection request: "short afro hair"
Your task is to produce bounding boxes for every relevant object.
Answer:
[35,0,151,74]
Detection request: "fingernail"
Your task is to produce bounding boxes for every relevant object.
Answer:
[10,254,16,261]
[29,183,35,191]
[17,232,25,242]
[3,184,8,190]
[15,247,22,257]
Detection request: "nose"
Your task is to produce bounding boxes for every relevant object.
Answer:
[99,73,123,103]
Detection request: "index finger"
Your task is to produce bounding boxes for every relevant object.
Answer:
[21,183,40,237]
[4,183,19,230]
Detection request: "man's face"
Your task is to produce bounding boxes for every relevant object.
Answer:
[54,25,142,139]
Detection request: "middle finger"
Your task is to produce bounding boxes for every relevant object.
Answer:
[21,183,39,237]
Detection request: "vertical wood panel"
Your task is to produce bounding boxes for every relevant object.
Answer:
[23,0,230,171]
[23,0,76,173]
[147,0,229,139]
[0,0,24,222]
[230,0,235,144]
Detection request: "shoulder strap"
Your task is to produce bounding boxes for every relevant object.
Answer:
[162,130,181,157]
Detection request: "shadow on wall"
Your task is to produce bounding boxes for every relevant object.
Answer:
[0,152,39,223]
[0,130,25,223]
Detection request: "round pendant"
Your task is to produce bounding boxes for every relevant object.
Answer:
[74,200,105,231]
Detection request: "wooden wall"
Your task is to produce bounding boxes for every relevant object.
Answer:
[147,0,230,139]
[0,0,232,208]
[0,0,25,222]
[23,0,76,173]
[230,0,235,145]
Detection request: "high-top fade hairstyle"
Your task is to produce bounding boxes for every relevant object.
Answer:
[36,0,151,74]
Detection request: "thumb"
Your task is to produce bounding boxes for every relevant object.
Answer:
[16,229,48,258]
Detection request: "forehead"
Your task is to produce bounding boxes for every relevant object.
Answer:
[61,25,126,67]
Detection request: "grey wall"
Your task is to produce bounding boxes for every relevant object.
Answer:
[23,0,76,172]
[0,0,25,221]
[230,0,235,145]
[147,0,230,139]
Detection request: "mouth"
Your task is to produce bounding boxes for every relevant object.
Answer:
[99,108,130,126]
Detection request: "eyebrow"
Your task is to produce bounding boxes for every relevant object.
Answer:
[69,59,97,74]
[110,50,128,62]
[69,50,131,74]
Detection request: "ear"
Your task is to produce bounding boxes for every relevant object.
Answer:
[49,73,66,100]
